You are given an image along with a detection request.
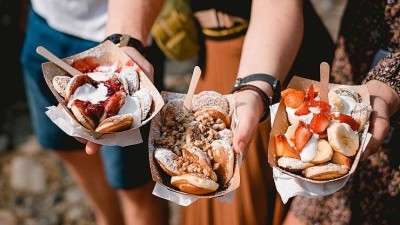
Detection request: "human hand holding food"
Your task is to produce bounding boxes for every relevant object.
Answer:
[232,90,265,158]
[362,80,400,160]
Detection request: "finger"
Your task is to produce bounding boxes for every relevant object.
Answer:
[232,94,260,158]
[85,142,101,155]
[361,99,390,160]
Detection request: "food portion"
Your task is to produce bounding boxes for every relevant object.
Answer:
[153,91,235,195]
[274,84,371,180]
[52,61,153,133]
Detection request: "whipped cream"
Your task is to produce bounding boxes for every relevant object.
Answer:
[87,71,112,81]
[95,62,119,74]
[339,95,357,115]
[67,83,108,108]
[286,107,313,125]
[118,95,142,128]
[299,133,318,162]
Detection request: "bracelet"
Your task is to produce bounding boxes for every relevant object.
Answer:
[233,73,281,105]
[102,34,145,55]
[230,84,271,122]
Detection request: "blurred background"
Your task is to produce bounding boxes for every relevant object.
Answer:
[0,0,346,224]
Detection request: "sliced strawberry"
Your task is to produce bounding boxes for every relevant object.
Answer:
[295,99,310,116]
[282,146,300,159]
[307,84,315,104]
[282,89,306,109]
[336,114,358,130]
[294,121,313,153]
[274,134,291,157]
[309,113,331,134]
[308,100,331,113]
[281,88,296,98]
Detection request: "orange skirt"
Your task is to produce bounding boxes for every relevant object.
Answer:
[178,36,286,225]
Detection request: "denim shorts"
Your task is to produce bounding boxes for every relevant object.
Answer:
[20,9,152,189]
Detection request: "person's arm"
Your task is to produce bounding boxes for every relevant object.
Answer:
[362,52,400,160]
[106,0,164,45]
[86,0,164,155]
[105,0,164,81]
[233,0,304,155]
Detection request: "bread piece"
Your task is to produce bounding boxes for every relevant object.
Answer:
[191,91,229,114]
[211,140,235,185]
[302,163,349,180]
[119,66,139,94]
[277,157,314,173]
[52,75,71,98]
[70,102,96,130]
[218,129,233,145]
[95,114,133,133]
[181,145,217,182]
[154,148,180,176]
[171,173,219,195]
[194,107,231,127]
[161,99,190,123]
[133,89,153,121]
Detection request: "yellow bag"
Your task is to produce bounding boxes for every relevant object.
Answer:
[151,0,199,61]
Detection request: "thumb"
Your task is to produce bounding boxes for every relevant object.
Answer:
[85,142,101,155]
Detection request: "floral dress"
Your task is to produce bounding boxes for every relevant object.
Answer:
[291,1,400,224]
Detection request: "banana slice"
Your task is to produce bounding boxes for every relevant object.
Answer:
[327,122,359,156]
[328,91,345,113]
[310,139,333,164]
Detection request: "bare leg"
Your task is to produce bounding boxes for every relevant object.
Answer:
[282,209,305,225]
[54,150,125,225]
[118,181,169,225]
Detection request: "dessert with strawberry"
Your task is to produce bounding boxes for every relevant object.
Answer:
[52,60,153,133]
[274,84,371,180]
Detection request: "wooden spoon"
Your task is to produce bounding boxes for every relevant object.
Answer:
[184,66,201,109]
[36,46,81,77]
[319,62,330,102]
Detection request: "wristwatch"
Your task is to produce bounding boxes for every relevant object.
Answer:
[102,34,145,55]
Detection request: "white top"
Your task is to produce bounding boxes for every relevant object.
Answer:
[31,0,107,42]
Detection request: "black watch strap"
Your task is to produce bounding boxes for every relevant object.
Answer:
[233,73,281,105]
[103,34,145,55]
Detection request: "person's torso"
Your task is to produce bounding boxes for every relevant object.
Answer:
[31,0,107,42]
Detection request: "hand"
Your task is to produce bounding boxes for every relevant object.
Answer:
[120,46,154,82]
[232,90,265,158]
[85,142,102,155]
[361,95,390,160]
[362,80,399,160]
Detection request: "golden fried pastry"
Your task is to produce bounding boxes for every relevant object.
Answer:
[302,163,349,180]
[95,114,133,133]
[277,157,314,173]
[191,91,229,114]
[171,173,219,195]
[211,140,235,184]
